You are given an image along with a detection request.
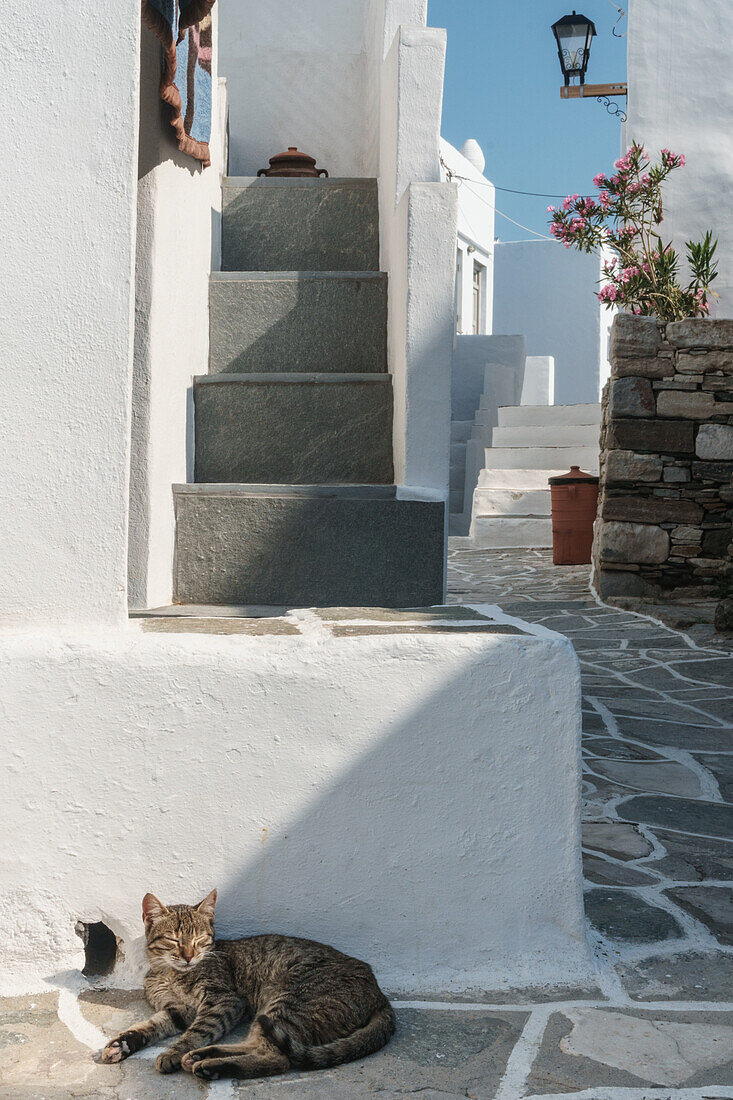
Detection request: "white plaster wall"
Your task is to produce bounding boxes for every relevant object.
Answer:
[0,621,591,996]
[627,0,733,316]
[218,0,377,178]
[379,25,458,496]
[493,241,611,405]
[129,23,227,611]
[0,0,141,630]
[440,138,496,335]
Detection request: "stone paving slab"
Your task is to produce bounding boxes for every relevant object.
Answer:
[527,1008,733,1092]
[232,1009,529,1099]
[584,889,684,943]
[618,951,733,1002]
[665,886,733,945]
[649,829,733,882]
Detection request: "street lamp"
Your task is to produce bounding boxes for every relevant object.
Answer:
[552,9,627,109]
[551,11,596,86]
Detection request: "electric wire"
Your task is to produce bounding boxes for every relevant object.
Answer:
[444,164,556,242]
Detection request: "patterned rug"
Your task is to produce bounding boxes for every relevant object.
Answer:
[141,0,216,166]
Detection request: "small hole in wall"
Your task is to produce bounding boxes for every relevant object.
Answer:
[76,921,119,977]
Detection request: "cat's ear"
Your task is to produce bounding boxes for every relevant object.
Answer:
[196,888,217,922]
[142,893,168,927]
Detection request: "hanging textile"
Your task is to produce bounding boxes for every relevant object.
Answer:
[141,0,217,167]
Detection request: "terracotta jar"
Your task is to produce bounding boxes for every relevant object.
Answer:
[257,147,329,178]
[549,466,599,566]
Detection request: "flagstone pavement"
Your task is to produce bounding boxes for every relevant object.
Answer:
[2,549,732,1099]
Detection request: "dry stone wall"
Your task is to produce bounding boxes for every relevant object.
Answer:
[594,315,733,599]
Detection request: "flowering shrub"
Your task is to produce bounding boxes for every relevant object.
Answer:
[548,143,718,322]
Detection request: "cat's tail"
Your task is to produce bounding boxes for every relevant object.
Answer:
[257,1000,396,1069]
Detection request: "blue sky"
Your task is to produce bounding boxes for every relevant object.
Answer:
[429,0,628,239]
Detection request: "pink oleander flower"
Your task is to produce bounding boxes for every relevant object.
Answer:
[547,145,715,322]
[547,205,555,213]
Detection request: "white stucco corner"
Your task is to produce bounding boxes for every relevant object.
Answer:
[0,616,590,997]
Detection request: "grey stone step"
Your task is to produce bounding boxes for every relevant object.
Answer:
[194,373,394,485]
[222,178,380,272]
[173,485,445,608]
[209,272,388,375]
[450,441,467,464]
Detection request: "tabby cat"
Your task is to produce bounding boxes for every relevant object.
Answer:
[95,890,395,1081]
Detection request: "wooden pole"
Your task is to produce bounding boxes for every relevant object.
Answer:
[561,83,628,99]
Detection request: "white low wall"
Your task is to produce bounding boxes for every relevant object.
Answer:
[0,614,590,997]
[494,240,612,405]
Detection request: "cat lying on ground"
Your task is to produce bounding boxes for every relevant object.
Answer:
[95,889,395,1081]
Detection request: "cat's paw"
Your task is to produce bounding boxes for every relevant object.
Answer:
[156,1048,183,1074]
[94,1038,131,1064]
[191,1058,224,1081]
[182,1046,223,1072]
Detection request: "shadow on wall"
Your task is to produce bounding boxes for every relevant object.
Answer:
[57,634,585,993]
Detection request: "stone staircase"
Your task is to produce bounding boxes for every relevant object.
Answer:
[173,177,445,608]
[460,403,601,548]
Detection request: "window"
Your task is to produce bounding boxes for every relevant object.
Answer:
[472,262,485,334]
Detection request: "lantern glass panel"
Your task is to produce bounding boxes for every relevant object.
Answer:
[552,12,596,83]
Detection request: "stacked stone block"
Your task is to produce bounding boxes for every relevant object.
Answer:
[594,315,733,599]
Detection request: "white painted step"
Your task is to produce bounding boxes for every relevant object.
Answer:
[450,441,467,463]
[481,445,600,472]
[477,467,570,490]
[498,403,601,428]
[473,487,551,517]
[491,423,600,449]
[469,516,553,549]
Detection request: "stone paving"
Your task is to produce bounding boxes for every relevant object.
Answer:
[3,548,733,1098]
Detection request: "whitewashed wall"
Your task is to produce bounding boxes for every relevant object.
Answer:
[129,23,227,611]
[219,0,377,178]
[0,0,141,631]
[493,241,611,405]
[627,0,733,316]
